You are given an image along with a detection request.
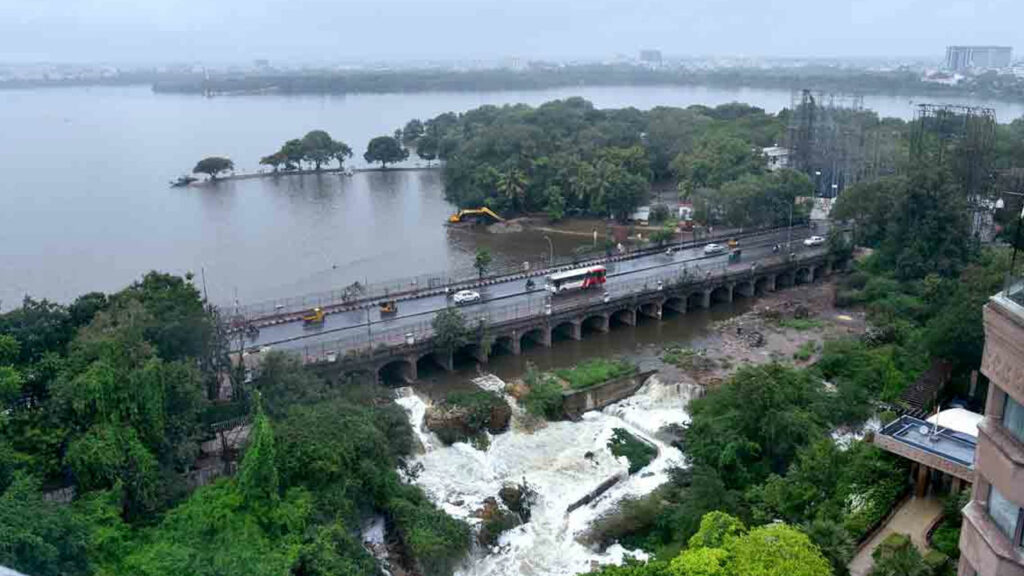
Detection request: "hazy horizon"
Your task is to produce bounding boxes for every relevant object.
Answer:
[0,0,1016,65]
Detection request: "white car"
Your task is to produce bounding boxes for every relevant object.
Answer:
[703,243,725,255]
[452,290,481,305]
[803,235,826,247]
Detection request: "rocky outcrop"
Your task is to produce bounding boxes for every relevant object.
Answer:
[474,497,522,547]
[499,481,536,522]
[424,392,511,446]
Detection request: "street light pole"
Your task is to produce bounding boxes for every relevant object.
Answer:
[543,235,554,266]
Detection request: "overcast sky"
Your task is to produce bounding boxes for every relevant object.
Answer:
[0,0,1017,64]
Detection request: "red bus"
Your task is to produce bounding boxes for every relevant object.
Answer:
[545,265,607,294]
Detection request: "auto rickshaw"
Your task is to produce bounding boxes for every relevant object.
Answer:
[728,249,742,263]
[379,300,398,316]
[302,307,325,325]
[727,238,739,249]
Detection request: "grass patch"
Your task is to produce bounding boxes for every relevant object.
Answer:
[608,428,657,474]
[793,341,817,361]
[662,346,716,371]
[554,358,637,390]
[522,364,564,420]
[778,317,825,331]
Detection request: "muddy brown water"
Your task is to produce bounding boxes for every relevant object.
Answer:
[411,299,752,401]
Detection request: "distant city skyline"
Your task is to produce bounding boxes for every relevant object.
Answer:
[0,0,1018,65]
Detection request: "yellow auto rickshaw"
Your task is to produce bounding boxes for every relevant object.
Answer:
[302,307,325,325]
[727,238,739,249]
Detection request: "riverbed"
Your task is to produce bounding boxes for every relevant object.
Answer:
[4,84,1023,307]
[390,279,862,575]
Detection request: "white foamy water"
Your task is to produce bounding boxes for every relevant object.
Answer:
[394,375,693,576]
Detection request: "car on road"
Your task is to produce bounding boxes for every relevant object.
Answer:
[803,235,826,247]
[703,243,725,255]
[453,290,481,305]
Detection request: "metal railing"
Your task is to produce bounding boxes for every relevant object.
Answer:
[226,221,813,323]
[279,247,827,365]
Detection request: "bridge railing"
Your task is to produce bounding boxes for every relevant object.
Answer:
[288,248,828,364]
[227,221,814,323]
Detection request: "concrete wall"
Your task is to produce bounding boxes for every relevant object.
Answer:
[562,370,658,420]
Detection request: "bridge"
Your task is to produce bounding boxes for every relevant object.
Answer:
[235,225,846,384]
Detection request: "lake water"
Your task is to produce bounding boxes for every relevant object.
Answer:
[3,84,1023,307]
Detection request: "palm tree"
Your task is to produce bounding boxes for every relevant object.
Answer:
[497,167,528,211]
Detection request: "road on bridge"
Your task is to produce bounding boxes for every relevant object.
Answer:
[243,225,827,353]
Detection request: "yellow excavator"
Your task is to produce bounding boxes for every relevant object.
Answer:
[448,207,505,224]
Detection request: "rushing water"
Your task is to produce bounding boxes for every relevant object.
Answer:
[3,84,1024,307]
[387,298,755,575]
[396,373,699,576]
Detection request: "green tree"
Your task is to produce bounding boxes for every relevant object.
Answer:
[332,139,353,170]
[497,167,529,211]
[280,139,306,170]
[417,134,439,166]
[259,152,286,173]
[727,523,831,576]
[192,157,234,180]
[650,222,676,246]
[0,472,90,576]
[364,136,409,169]
[669,547,728,576]
[474,248,493,278]
[301,130,336,171]
[238,404,280,509]
[868,534,929,576]
[431,308,469,356]
[683,363,828,490]
[803,519,855,576]
[545,186,567,221]
[403,119,425,147]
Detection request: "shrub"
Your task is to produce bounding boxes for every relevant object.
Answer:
[778,318,825,331]
[930,525,960,559]
[554,358,636,390]
[794,341,817,361]
[662,346,715,371]
[608,428,657,474]
[521,365,564,420]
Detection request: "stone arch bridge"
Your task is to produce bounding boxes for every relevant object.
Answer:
[307,253,839,385]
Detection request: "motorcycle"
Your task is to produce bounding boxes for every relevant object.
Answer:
[525,278,536,291]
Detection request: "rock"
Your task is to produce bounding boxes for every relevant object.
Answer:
[793,304,811,319]
[745,331,765,348]
[424,394,511,445]
[499,480,536,522]
[584,451,595,460]
[474,497,522,547]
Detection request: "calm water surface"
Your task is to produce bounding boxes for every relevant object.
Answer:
[3,85,1023,306]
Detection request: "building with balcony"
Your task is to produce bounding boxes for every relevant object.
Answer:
[958,279,1024,576]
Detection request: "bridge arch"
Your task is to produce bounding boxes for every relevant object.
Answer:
[733,280,754,299]
[610,308,636,328]
[663,296,686,315]
[581,314,609,335]
[551,321,581,342]
[637,301,662,321]
[710,285,733,305]
[453,343,486,368]
[378,358,416,386]
[687,291,709,310]
[416,351,451,377]
[492,334,517,356]
[754,276,773,296]
[795,267,811,285]
[520,327,550,351]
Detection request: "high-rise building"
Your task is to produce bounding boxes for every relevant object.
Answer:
[958,279,1024,576]
[639,50,663,66]
[946,46,1013,71]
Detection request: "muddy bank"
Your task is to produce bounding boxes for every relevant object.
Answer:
[663,280,867,390]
